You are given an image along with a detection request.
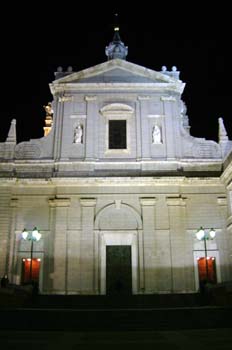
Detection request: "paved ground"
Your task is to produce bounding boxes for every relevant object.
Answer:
[0,328,232,349]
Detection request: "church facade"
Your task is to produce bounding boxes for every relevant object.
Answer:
[1,31,232,295]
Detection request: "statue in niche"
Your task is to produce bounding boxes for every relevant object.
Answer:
[43,102,54,116]
[180,100,190,131]
[152,125,162,144]
[74,124,83,144]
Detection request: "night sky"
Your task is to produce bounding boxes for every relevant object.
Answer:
[1,8,231,144]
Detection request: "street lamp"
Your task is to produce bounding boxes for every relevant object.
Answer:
[21,227,41,282]
[196,227,216,283]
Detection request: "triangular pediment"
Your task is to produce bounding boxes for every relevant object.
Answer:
[53,59,179,85]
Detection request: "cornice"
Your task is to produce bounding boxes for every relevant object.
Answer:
[50,82,184,95]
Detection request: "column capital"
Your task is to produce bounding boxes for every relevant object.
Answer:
[161,96,176,102]
[85,95,97,101]
[80,198,97,207]
[10,198,19,207]
[58,96,73,103]
[49,198,70,207]
[137,95,151,101]
[166,196,186,206]
[217,196,227,206]
[140,197,156,206]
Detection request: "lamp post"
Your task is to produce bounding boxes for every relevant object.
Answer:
[21,227,41,282]
[196,227,216,283]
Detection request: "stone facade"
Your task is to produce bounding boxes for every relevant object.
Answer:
[0,42,232,294]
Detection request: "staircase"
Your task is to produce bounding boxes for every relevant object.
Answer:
[31,293,202,309]
[0,293,231,331]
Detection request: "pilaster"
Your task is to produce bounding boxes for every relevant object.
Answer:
[138,97,151,159]
[53,95,64,160]
[135,99,142,160]
[7,198,19,282]
[80,198,97,293]
[48,198,70,293]
[166,196,188,292]
[161,96,176,160]
[140,197,156,292]
[85,96,98,160]
[218,196,232,280]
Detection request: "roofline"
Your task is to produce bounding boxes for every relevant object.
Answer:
[53,58,181,85]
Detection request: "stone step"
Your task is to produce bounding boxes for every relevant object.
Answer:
[0,306,231,331]
[30,293,202,309]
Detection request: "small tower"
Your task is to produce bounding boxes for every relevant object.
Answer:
[43,102,53,136]
[105,25,128,60]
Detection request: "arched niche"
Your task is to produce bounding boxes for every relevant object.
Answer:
[94,202,142,230]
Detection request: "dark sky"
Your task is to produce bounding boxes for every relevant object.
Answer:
[1,7,231,144]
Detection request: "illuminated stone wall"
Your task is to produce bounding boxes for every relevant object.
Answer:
[0,176,230,294]
[0,59,232,294]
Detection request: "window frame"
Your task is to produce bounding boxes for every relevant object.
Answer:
[108,120,127,150]
[100,103,134,157]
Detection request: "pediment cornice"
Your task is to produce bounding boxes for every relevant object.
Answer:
[50,59,185,95]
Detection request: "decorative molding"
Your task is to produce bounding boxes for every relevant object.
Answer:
[58,96,73,102]
[140,197,156,206]
[166,196,186,206]
[100,103,134,116]
[85,95,97,101]
[49,198,70,207]
[147,114,165,119]
[137,95,151,100]
[70,114,86,119]
[104,149,130,155]
[161,96,176,102]
[10,198,19,207]
[217,197,227,206]
[80,198,97,207]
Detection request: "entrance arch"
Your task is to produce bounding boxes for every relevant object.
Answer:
[99,231,138,294]
[94,202,142,295]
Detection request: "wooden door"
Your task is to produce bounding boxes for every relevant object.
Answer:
[106,245,132,295]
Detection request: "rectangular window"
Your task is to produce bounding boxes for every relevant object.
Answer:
[109,120,127,149]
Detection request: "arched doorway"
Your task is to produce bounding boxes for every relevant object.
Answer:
[94,202,143,295]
